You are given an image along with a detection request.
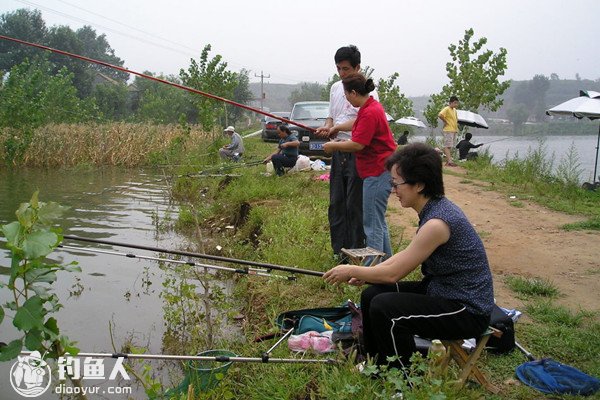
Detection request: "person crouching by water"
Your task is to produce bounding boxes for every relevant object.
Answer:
[219,126,244,162]
[263,124,300,176]
[323,73,396,258]
[323,143,494,371]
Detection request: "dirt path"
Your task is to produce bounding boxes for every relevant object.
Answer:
[386,170,600,314]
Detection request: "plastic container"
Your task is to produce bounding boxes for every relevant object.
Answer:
[428,339,447,378]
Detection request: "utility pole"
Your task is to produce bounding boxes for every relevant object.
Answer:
[254,70,270,111]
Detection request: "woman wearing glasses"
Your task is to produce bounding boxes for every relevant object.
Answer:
[323,143,494,372]
[323,73,396,258]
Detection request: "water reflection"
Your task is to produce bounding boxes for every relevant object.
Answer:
[0,167,187,396]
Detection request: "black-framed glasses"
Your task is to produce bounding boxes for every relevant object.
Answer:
[390,180,410,189]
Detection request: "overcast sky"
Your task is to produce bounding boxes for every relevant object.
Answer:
[2,0,599,96]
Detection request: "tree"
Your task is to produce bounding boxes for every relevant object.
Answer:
[530,74,550,122]
[179,44,237,132]
[0,57,97,162]
[133,72,194,124]
[0,57,95,129]
[228,69,253,126]
[46,25,92,97]
[75,26,128,83]
[424,28,509,128]
[93,82,129,121]
[289,82,324,106]
[376,72,413,135]
[321,74,339,101]
[506,104,529,133]
[0,9,48,72]
[550,73,559,81]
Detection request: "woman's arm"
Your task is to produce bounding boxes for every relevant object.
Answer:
[323,140,364,154]
[323,218,451,285]
[281,140,300,148]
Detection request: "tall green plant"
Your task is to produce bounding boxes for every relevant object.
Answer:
[377,72,413,135]
[179,44,238,132]
[0,191,80,361]
[424,28,509,127]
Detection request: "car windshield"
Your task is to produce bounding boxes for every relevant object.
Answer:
[291,103,329,120]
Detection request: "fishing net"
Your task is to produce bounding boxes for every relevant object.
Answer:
[163,350,236,397]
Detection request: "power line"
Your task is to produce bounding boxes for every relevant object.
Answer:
[9,0,312,83]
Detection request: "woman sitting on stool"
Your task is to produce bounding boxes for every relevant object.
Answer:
[263,125,300,176]
[323,143,494,371]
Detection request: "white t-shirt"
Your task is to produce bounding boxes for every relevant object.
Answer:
[328,80,379,140]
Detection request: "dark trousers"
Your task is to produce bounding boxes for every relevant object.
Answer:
[271,154,297,176]
[360,281,490,369]
[329,151,365,254]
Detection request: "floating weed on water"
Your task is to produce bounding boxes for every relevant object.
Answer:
[68,276,85,298]
[505,275,560,297]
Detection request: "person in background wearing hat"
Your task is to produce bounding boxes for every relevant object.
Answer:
[263,124,299,176]
[219,126,244,162]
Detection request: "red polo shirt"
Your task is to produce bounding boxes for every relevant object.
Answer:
[351,97,396,178]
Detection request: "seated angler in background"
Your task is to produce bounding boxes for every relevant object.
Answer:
[323,143,494,371]
[263,124,300,176]
[219,126,244,162]
[456,132,483,161]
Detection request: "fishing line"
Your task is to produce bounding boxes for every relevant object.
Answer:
[63,235,324,277]
[0,35,316,132]
[58,245,295,281]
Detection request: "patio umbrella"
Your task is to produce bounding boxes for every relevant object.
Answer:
[457,110,489,129]
[395,116,427,129]
[546,90,600,185]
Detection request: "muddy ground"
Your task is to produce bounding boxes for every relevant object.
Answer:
[386,170,600,315]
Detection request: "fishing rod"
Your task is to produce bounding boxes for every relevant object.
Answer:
[58,244,296,281]
[0,35,316,133]
[483,136,513,145]
[20,350,336,365]
[192,160,265,175]
[62,235,324,278]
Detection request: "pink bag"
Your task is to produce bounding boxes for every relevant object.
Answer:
[288,330,335,353]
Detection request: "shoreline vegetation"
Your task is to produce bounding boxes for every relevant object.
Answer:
[1,121,599,167]
[2,123,599,399]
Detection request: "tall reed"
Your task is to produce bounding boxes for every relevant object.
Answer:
[1,123,214,167]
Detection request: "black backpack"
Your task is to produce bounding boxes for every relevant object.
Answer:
[485,304,516,354]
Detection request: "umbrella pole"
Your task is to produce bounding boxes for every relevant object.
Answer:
[594,125,599,183]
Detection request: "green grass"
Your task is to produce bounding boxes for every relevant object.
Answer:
[505,275,560,298]
[562,217,600,231]
[162,136,600,399]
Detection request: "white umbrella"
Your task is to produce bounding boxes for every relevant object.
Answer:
[457,110,489,129]
[546,90,600,184]
[395,116,427,129]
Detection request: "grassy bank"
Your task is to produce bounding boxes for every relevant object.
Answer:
[163,136,598,399]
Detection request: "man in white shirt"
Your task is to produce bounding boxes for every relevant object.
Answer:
[316,45,378,257]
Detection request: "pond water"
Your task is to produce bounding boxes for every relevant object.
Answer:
[412,133,599,183]
[0,167,193,397]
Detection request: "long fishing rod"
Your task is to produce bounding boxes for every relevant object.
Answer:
[63,235,324,277]
[483,136,513,144]
[20,351,336,365]
[58,244,296,281]
[0,35,316,133]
